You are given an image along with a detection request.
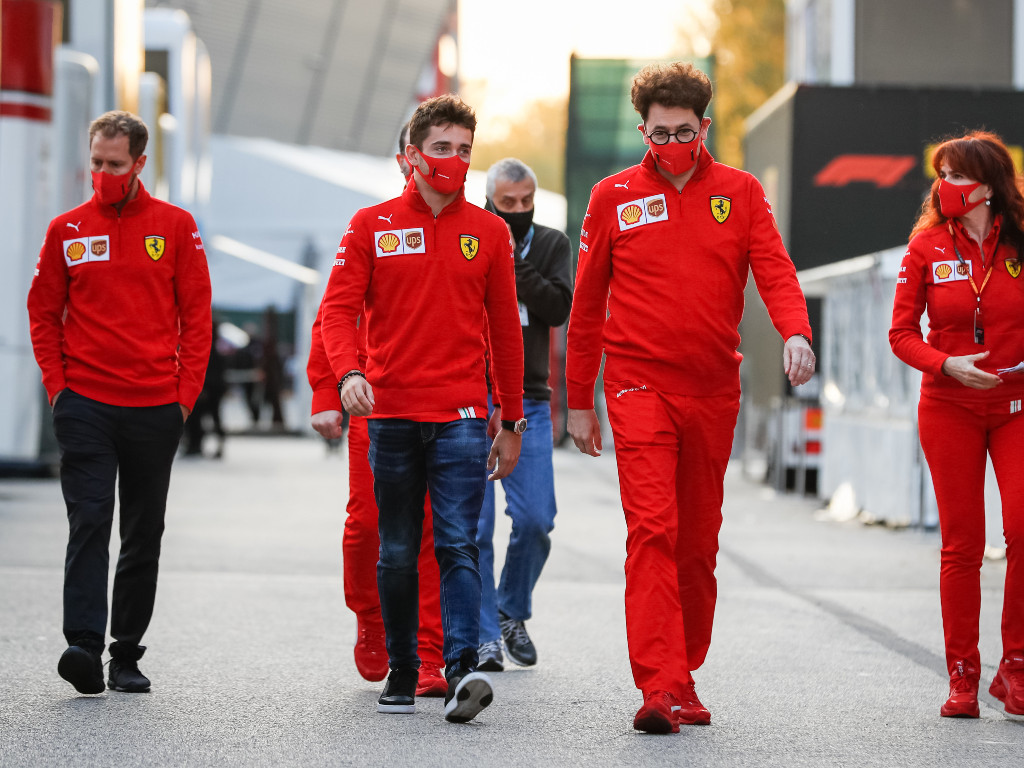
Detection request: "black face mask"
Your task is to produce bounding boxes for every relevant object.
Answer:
[486,198,534,244]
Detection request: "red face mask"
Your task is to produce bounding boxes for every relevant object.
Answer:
[91,168,136,205]
[414,152,469,195]
[937,178,986,218]
[649,139,702,176]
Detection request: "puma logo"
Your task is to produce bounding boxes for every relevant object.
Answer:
[614,181,630,189]
[934,246,946,254]
[66,222,81,232]
[378,214,393,224]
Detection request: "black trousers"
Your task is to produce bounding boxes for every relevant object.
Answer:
[52,389,183,659]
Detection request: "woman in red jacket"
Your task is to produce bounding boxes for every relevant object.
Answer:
[890,131,1024,718]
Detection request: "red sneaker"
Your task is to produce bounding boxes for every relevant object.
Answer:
[633,690,680,734]
[416,669,449,697]
[989,656,1024,715]
[676,680,711,726]
[940,661,979,718]
[353,616,388,682]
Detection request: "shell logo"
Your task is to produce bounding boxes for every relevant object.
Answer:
[405,231,422,249]
[66,242,86,261]
[935,263,952,279]
[956,263,968,276]
[378,232,400,253]
[647,199,665,217]
[620,204,643,225]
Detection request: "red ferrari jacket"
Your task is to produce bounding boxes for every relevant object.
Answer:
[889,216,1024,403]
[27,183,212,409]
[566,150,811,408]
[319,180,524,421]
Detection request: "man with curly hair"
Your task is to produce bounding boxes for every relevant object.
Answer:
[566,62,814,733]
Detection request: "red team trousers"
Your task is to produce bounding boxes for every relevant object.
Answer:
[917,393,1024,676]
[604,381,740,699]
[345,416,445,672]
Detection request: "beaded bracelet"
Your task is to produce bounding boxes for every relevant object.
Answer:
[337,370,365,394]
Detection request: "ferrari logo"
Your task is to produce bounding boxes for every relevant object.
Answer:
[710,196,731,223]
[460,235,479,260]
[145,236,165,261]
[1007,259,1021,278]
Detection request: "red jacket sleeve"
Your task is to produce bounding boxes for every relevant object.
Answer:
[175,216,213,410]
[889,240,948,376]
[27,220,70,402]
[307,302,342,414]
[321,215,370,381]
[565,185,611,410]
[485,229,525,421]
[746,178,812,343]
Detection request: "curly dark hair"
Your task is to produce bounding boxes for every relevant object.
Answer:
[630,62,713,121]
[911,130,1024,254]
[88,111,149,159]
[408,95,477,149]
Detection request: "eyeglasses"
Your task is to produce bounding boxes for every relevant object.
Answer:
[645,126,699,145]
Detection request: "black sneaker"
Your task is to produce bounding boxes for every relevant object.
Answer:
[477,640,504,672]
[499,611,537,666]
[108,658,151,692]
[444,670,493,723]
[377,668,417,714]
[58,646,104,695]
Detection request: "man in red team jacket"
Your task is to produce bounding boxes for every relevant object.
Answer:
[308,121,448,698]
[319,95,525,723]
[27,111,212,696]
[565,63,815,734]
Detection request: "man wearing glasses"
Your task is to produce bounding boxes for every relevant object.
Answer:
[565,62,815,734]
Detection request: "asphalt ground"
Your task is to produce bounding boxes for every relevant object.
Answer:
[1,428,1022,767]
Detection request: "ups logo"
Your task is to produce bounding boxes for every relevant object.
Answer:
[647,199,665,218]
[405,231,422,250]
[91,240,107,256]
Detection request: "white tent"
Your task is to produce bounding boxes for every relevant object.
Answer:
[203,134,569,423]
[205,134,568,311]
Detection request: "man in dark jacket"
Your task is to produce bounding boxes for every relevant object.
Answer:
[477,158,573,671]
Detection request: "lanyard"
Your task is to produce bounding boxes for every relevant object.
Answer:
[949,223,993,344]
[517,225,535,259]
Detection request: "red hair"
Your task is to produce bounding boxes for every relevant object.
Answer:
[910,131,1024,249]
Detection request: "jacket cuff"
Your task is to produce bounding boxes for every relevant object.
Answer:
[42,375,67,405]
[566,382,596,410]
[494,395,523,422]
[311,386,342,415]
[178,385,202,412]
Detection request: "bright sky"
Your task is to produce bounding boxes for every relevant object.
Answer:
[458,0,715,131]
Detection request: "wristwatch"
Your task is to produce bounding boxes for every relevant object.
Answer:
[500,418,528,435]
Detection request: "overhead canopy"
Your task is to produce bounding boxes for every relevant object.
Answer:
[144,0,456,155]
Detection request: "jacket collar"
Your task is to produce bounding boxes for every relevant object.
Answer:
[91,181,152,219]
[401,175,466,216]
[949,213,1003,254]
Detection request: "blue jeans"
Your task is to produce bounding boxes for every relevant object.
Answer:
[477,398,558,643]
[367,418,488,673]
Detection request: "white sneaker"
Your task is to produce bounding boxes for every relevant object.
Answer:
[443,671,493,723]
